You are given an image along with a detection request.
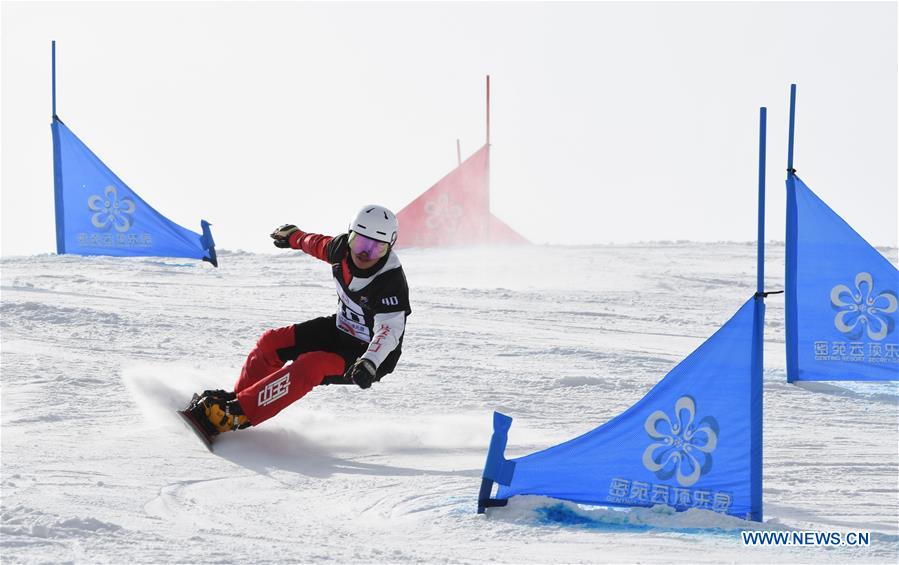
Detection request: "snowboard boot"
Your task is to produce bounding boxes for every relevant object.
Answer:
[187,392,250,436]
[197,389,235,403]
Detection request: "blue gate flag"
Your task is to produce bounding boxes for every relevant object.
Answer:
[480,298,764,521]
[51,118,217,266]
[786,175,897,381]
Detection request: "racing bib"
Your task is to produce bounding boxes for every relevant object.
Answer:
[335,284,370,341]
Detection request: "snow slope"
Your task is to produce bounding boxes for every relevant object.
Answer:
[2,243,897,563]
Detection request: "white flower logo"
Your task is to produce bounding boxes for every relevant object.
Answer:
[831,272,897,341]
[88,185,136,233]
[424,193,463,233]
[642,396,718,487]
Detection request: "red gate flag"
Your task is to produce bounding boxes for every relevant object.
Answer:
[396,144,527,247]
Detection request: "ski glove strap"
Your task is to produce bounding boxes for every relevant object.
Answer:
[346,358,377,389]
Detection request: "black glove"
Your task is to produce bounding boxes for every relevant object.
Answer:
[346,358,376,389]
[271,224,299,248]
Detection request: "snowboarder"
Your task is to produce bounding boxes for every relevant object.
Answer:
[181,205,411,444]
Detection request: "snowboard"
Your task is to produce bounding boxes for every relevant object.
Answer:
[177,401,215,452]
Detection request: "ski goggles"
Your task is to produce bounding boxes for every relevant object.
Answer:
[348,231,391,259]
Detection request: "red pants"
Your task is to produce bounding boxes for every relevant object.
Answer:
[234,326,346,426]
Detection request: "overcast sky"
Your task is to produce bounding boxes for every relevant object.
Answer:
[2,1,896,256]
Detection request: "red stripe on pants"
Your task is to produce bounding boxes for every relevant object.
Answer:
[236,351,345,425]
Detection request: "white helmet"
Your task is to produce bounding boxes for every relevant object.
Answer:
[349,205,398,245]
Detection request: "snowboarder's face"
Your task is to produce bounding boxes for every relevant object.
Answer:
[348,231,389,268]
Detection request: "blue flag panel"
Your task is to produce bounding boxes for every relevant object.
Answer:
[52,119,217,265]
[786,176,898,381]
[484,298,763,521]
